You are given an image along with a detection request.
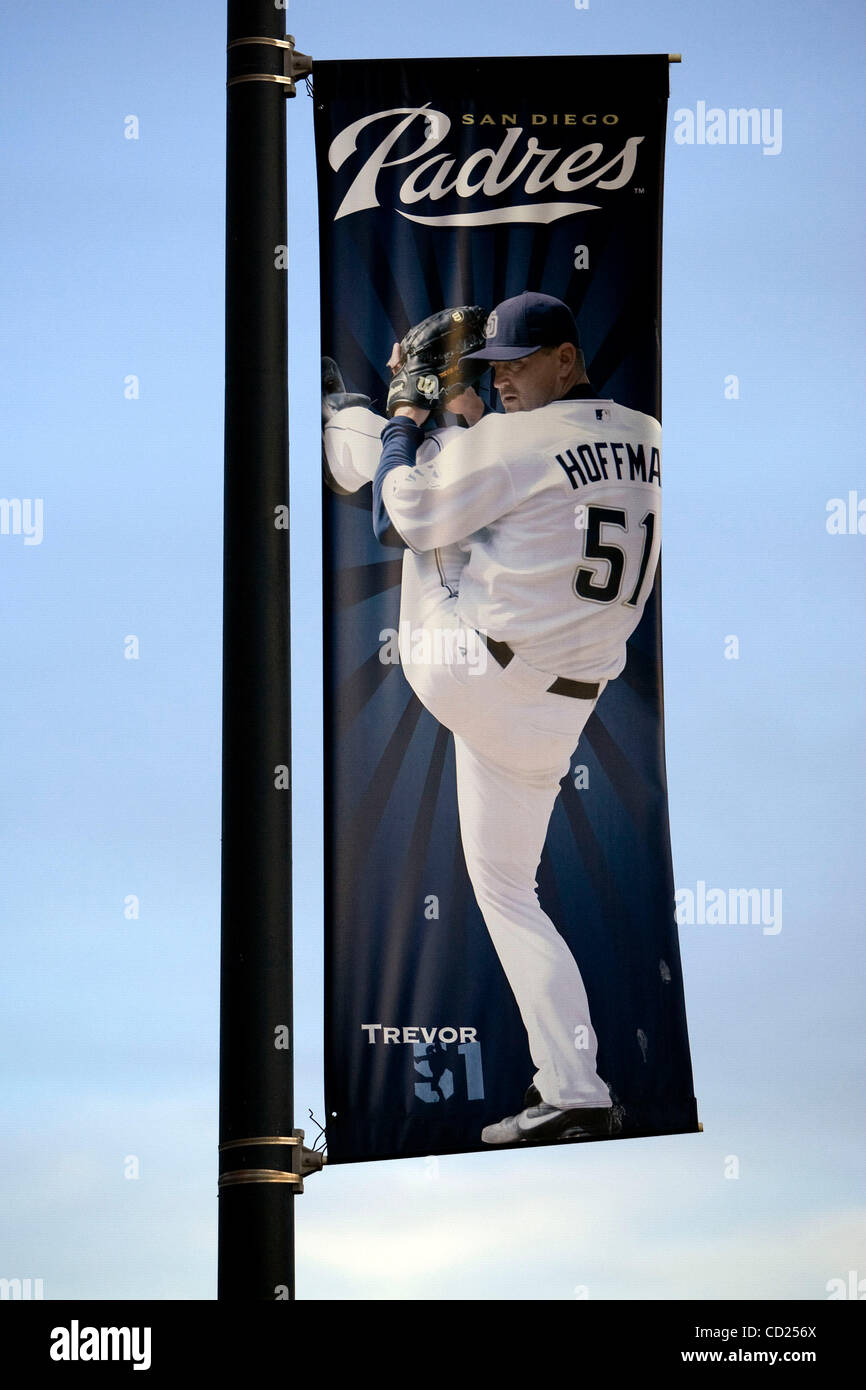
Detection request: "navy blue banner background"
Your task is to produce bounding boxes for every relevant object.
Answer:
[315,55,699,1163]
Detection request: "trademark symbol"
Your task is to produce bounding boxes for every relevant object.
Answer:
[633,186,645,194]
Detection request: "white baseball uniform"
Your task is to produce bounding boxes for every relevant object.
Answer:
[326,395,662,1111]
[324,404,470,598]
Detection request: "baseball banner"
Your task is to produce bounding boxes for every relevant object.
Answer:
[315,54,699,1163]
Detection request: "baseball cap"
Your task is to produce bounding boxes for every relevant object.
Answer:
[460,292,580,362]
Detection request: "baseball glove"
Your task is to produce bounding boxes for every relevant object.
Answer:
[386,305,489,417]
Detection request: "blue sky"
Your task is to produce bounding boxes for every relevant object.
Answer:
[0,0,864,1300]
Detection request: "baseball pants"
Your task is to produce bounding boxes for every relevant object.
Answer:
[398,559,612,1111]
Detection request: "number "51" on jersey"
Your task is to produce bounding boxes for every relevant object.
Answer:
[574,504,656,607]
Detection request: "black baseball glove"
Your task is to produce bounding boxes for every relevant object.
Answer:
[386,305,488,417]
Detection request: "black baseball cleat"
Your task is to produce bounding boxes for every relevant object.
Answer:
[481,1100,620,1146]
[322,356,371,423]
[322,356,346,396]
[482,1081,625,1145]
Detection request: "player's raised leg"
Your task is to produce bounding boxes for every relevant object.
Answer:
[322,356,470,496]
[321,356,383,495]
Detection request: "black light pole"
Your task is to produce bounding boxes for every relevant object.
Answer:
[218,2,312,1300]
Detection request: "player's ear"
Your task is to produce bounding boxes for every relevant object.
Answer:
[558,342,577,374]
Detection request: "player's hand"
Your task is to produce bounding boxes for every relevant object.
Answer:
[393,404,431,425]
[444,385,485,425]
[385,307,488,420]
[388,342,431,421]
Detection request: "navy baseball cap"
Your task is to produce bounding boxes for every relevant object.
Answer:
[460,292,580,362]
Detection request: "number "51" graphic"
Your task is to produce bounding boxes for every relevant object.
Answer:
[413,1040,485,1103]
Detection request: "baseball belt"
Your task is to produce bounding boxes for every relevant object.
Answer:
[480,634,600,700]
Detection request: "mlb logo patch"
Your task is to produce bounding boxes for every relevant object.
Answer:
[595,407,611,422]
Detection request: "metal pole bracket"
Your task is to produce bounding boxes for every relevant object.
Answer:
[227,34,313,96]
[218,1130,325,1196]
[293,1129,326,1193]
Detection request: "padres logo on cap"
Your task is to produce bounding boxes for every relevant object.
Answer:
[484,311,498,338]
[451,310,464,323]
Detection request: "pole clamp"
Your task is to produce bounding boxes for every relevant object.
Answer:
[218,1130,325,1195]
[227,34,313,96]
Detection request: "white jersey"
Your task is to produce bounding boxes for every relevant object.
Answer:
[382,398,662,681]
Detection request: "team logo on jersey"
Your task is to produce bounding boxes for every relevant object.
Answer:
[484,312,498,338]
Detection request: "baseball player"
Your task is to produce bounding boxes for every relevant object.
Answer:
[325,293,662,1147]
[377,292,663,1146]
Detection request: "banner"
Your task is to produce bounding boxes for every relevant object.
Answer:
[315,55,699,1163]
